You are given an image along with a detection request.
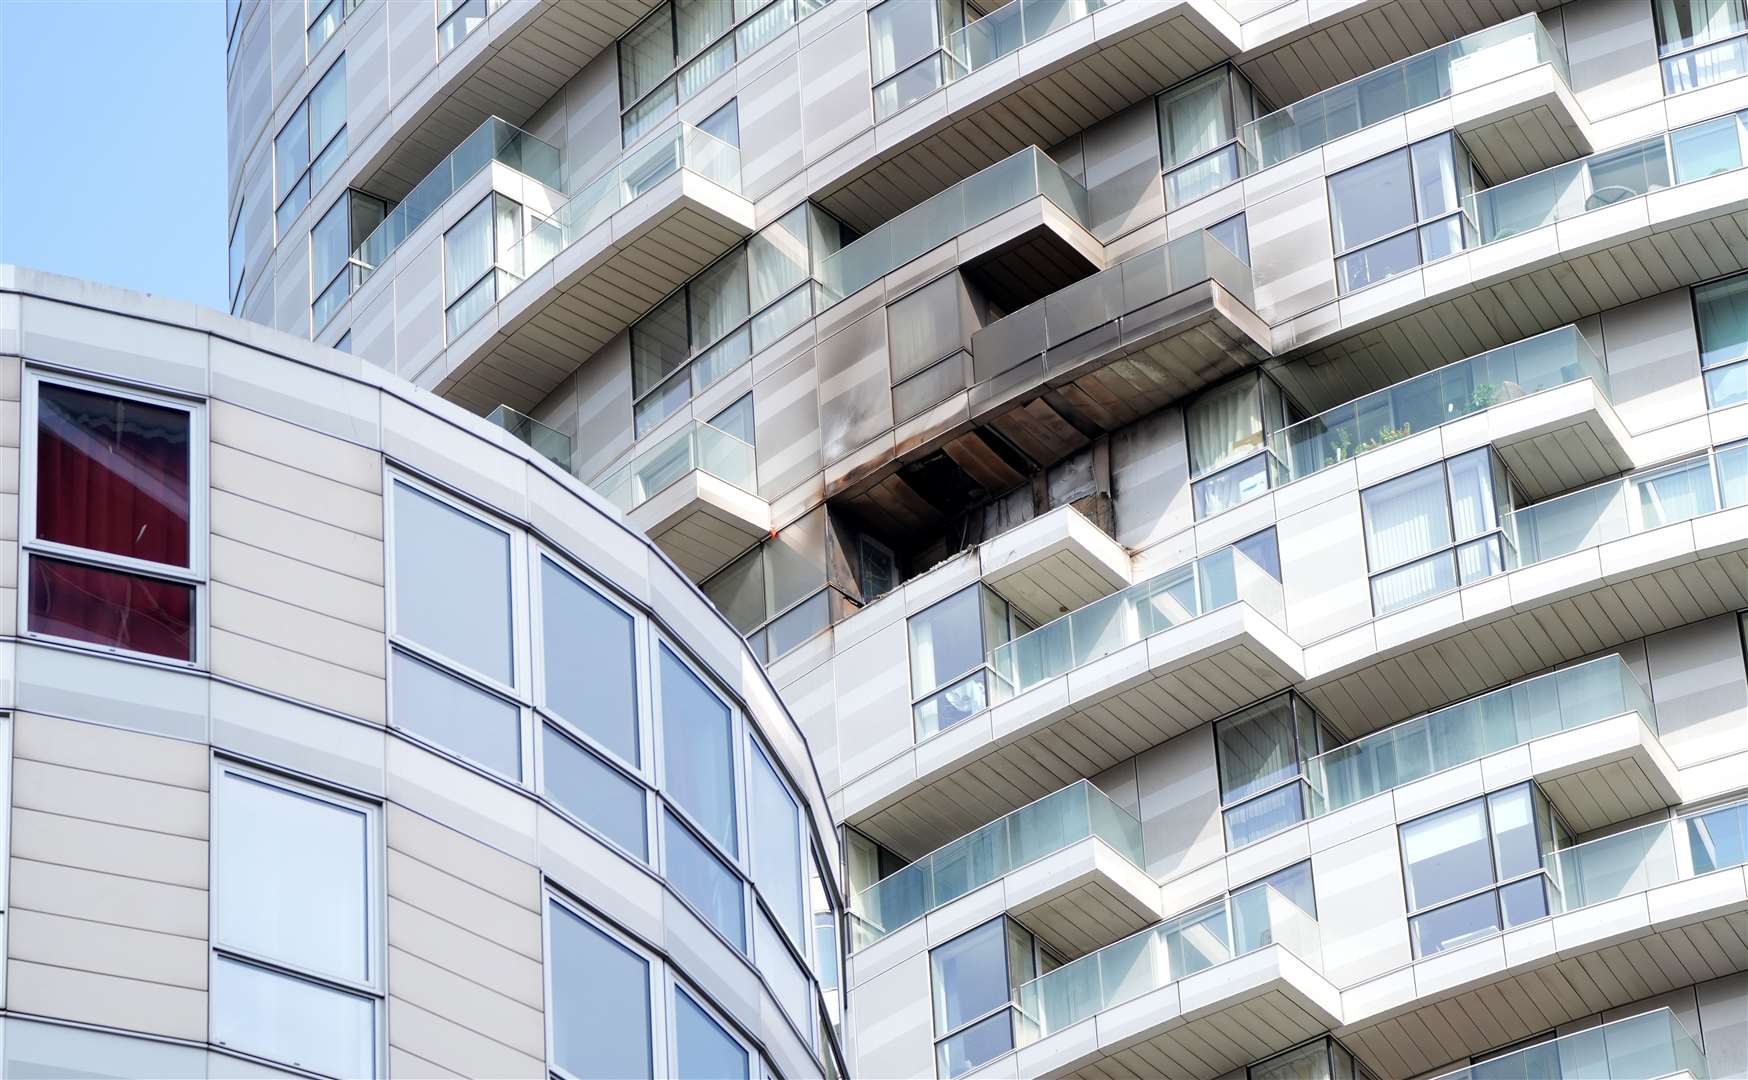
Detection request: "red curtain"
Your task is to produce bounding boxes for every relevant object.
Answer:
[28,556,193,661]
[36,383,190,567]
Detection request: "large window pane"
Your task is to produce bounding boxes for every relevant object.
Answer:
[932,920,1011,1034]
[1215,695,1300,803]
[660,645,738,856]
[748,204,810,311]
[665,814,746,950]
[1157,69,1230,169]
[1329,149,1414,252]
[674,988,750,1080]
[391,482,513,683]
[868,0,939,82]
[28,555,194,661]
[620,5,676,104]
[702,546,766,633]
[764,506,828,615]
[550,904,653,1080]
[1697,272,1748,371]
[1655,0,1747,53]
[748,740,804,945]
[211,957,374,1078]
[936,1010,1015,1079]
[1361,463,1451,570]
[1488,785,1541,879]
[217,771,369,981]
[1408,890,1500,956]
[632,291,691,399]
[311,196,351,293]
[444,197,495,303]
[1401,799,1494,909]
[309,58,347,151]
[689,247,750,350]
[541,558,638,764]
[275,104,311,207]
[392,650,523,778]
[542,723,648,859]
[37,382,191,566]
[910,586,986,697]
[1186,374,1264,477]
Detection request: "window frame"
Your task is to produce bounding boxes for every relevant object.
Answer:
[19,368,208,668]
[1328,134,1480,296]
[908,584,1031,740]
[384,470,533,780]
[928,915,1057,1079]
[274,55,349,240]
[208,757,385,1077]
[1359,448,1517,616]
[545,890,666,1080]
[228,199,247,314]
[651,635,749,867]
[1654,0,1748,94]
[1694,269,1748,409]
[1213,692,1337,850]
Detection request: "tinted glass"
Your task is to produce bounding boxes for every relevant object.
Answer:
[749,740,804,946]
[1401,798,1493,909]
[28,555,194,661]
[1329,149,1414,252]
[211,958,374,1078]
[391,482,513,684]
[674,988,749,1080]
[909,587,986,696]
[37,382,191,565]
[542,723,648,859]
[550,904,653,1079]
[665,814,746,951]
[392,649,522,778]
[541,558,638,764]
[931,919,1010,1031]
[659,646,738,856]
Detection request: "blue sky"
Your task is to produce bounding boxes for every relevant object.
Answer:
[1,1,228,310]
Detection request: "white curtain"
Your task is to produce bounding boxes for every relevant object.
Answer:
[444,197,494,302]
[620,6,675,103]
[1159,70,1227,168]
[1186,375,1263,476]
[1445,449,1496,541]
[688,247,749,351]
[1361,463,1450,570]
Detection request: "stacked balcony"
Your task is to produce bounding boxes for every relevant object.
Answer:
[596,418,766,580]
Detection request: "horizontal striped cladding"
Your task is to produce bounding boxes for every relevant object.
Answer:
[6,714,209,1041]
[386,804,544,1078]
[208,400,387,722]
[0,355,20,636]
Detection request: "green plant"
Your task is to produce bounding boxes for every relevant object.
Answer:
[1470,383,1500,410]
[1376,423,1413,444]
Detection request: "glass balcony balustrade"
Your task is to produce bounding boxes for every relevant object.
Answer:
[1549,797,1748,913]
[1269,325,1607,487]
[1306,655,1656,816]
[1014,883,1322,1039]
[945,0,1111,79]
[987,535,1284,702]
[595,418,756,513]
[485,404,572,472]
[813,147,1090,308]
[1241,15,1567,174]
[850,781,1143,949]
[1504,441,1748,568]
[1426,1009,1710,1080]
[351,118,561,286]
[504,122,743,286]
[1465,110,1748,245]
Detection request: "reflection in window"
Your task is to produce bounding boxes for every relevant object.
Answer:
[701,505,861,662]
[392,481,514,683]
[1186,370,1304,519]
[542,722,649,859]
[869,0,980,120]
[311,189,387,331]
[674,987,751,1080]
[660,645,738,855]
[1215,694,1337,849]
[211,765,378,1078]
[275,56,347,238]
[550,901,654,1079]
[27,378,198,661]
[444,193,523,340]
[1360,449,1518,614]
[1398,783,1567,957]
[749,739,806,947]
[910,585,1029,739]
[1329,134,1479,295]
[540,556,638,764]
[931,917,1058,1078]
[1697,271,1748,408]
[1156,66,1266,207]
[1655,0,1748,93]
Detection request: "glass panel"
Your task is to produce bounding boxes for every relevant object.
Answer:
[392,649,522,778]
[1489,786,1542,879]
[1225,783,1307,848]
[935,1010,1014,1079]
[1330,149,1415,252]
[659,645,738,856]
[1697,271,1748,371]
[1498,875,1549,927]
[765,587,829,659]
[1157,69,1231,170]
[1363,464,1452,570]
[210,958,374,1078]
[674,988,750,1080]
[874,54,945,119]
[690,247,750,351]
[309,58,346,149]
[1656,0,1748,52]
[703,547,766,633]
[914,669,988,739]
[1401,799,1495,909]
[540,558,637,764]
[665,814,747,951]
[550,904,653,1079]
[749,740,805,946]
[36,383,191,566]
[621,5,676,104]
[275,104,311,207]
[748,204,810,311]
[1337,230,1421,293]
[1186,374,1265,477]
[931,919,1011,1031]
[1671,113,1743,182]
[438,0,485,54]
[311,195,351,294]
[1688,799,1748,873]
[1215,695,1301,803]
[910,586,987,696]
[391,482,513,683]
[542,723,647,859]
[217,771,368,980]
[868,0,940,82]
[1410,890,1500,956]
[27,556,194,661]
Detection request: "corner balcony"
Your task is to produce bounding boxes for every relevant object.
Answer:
[977,503,1133,627]
[432,122,754,414]
[843,537,1302,857]
[348,0,656,199]
[850,781,1159,966]
[1287,109,1748,378]
[1308,655,1679,838]
[596,419,766,580]
[1300,441,1748,735]
[983,885,1340,1080]
[1426,1009,1710,1080]
[1338,800,1748,1077]
[486,403,571,471]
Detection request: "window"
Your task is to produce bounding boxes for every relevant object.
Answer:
[909,585,1029,738]
[869,0,975,120]
[275,56,347,238]
[307,0,360,56]
[23,374,201,663]
[445,193,523,339]
[311,189,387,331]
[1248,1036,1381,1080]
[1329,134,1478,294]
[543,721,650,859]
[673,986,750,1080]
[1360,448,1517,615]
[388,477,523,777]
[1186,371,1303,519]
[548,898,654,1080]
[631,203,814,435]
[931,918,1057,1078]
[211,762,381,1077]
[701,505,855,663]
[228,201,247,314]
[1156,66,1265,207]
[666,810,748,950]
[438,0,488,57]
[748,738,805,947]
[1398,784,1566,957]
[1655,0,1748,93]
[1208,213,1250,266]
[659,644,738,855]
[1697,271,1748,408]
[1215,694,1336,849]
[539,556,639,764]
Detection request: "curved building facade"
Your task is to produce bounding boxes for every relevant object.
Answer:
[0,267,847,1080]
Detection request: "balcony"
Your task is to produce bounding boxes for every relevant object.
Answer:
[430,121,753,415]
[1242,15,1588,185]
[1426,1009,1710,1080]
[596,418,766,580]
[977,504,1133,627]
[964,230,1268,468]
[1298,441,1748,737]
[987,885,1339,1080]
[486,403,571,471]
[1341,797,1748,1076]
[1309,655,1679,836]
[841,535,1303,858]
[850,781,1159,961]
[347,0,656,200]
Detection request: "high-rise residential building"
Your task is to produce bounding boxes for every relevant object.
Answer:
[37,0,1744,1078]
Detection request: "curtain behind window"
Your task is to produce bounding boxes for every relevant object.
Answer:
[620,6,676,103]
[444,198,494,302]
[1362,463,1450,569]
[37,384,190,566]
[1186,375,1263,476]
[1158,70,1228,168]
[749,206,810,310]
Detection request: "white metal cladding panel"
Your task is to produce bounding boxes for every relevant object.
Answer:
[6,714,209,1042]
[1598,289,1708,437]
[1560,0,1664,123]
[1277,489,1373,645]
[740,52,807,204]
[1081,101,1167,244]
[1134,723,1224,882]
[1645,614,1748,769]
